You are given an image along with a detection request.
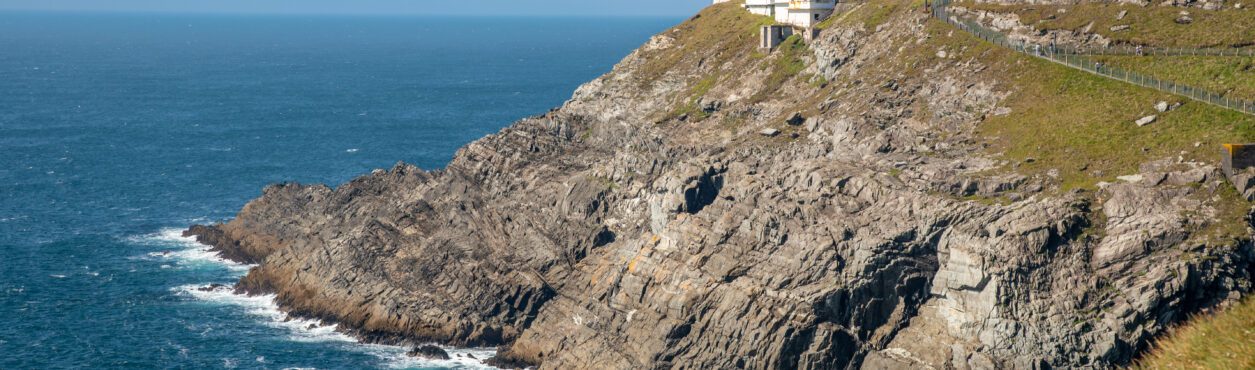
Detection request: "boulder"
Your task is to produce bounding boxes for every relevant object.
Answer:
[1117,174,1144,183]
[407,345,450,360]
[1136,115,1157,127]
[1233,168,1255,201]
[786,112,806,126]
[1154,101,1170,112]
[759,128,780,137]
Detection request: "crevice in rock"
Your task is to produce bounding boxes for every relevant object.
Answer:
[775,326,819,370]
[682,167,725,215]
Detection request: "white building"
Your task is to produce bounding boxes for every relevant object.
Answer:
[737,0,836,29]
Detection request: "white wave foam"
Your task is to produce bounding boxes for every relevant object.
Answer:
[175,284,499,369]
[375,345,500,370]
[150,225,500,369]
[175,284,356,343]
[128,228,253,273]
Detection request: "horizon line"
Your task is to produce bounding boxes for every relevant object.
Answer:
[0,8,700,18]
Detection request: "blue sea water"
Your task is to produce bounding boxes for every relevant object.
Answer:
[0,12,675,369]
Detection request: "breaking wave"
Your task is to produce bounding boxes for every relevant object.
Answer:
[126,228,254,274]
[137,227,497,369]
[174,284,498,369]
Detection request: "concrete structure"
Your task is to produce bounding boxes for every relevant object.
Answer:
[782,1,837,28]
[760,25,794,49]
[744,0,776,17]
[1222,144,1255,200]
[735,0,837,29]
[1222,144,1255,178]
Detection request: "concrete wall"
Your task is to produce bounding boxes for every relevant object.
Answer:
[1223,144,1255,200]
[744,0,839,30]
[783,9,829,28]
[760,25,793,49]
[746,0,776,17]
[1223,144,1255,178]
[773,1,791,23]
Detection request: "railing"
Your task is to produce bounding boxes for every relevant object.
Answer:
[931,0,1255,116]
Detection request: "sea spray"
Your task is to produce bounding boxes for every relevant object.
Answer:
[174,285,498,369]
[147,229,499,369]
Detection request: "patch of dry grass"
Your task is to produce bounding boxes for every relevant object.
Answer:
[1094,55,1255,101]
[1134,297,1255,370]
[954,0,1255,48]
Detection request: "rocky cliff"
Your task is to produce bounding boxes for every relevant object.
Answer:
[187,1,1255,368]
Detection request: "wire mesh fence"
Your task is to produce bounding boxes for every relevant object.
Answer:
[930,0,1255,116]
[1081,45,1255,57]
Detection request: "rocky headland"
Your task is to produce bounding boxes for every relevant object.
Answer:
[186,1,1255,368]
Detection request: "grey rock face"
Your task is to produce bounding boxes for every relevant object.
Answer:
[186,3,1253,370]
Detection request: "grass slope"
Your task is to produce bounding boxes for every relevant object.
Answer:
[1094,55,1255,101]
[920,5,1255,366]
[662,0,1254,366]
[954,0,1255,47]
[1134,297,1255,370]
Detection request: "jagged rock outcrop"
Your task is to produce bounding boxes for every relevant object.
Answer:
[187,1,1253,369]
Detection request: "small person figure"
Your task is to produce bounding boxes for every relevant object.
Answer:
[1136,45,1144,56]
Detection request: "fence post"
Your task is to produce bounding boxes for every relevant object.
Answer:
[937,5,1251,117]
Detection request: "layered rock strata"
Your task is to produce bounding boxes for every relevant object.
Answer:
[188,2,1254,369]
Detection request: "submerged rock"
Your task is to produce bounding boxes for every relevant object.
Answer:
[196,284,226,292]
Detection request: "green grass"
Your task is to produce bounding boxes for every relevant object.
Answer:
[750,35,809,103]
[635,1,766,87]
[863,1,903,30]
[1134,297,1255,370]
[933,1,1255,241]
[670,74,721,121]
[1093,56,1255,101]
[908,15,1255,239]
[953,0,1255,48]
[925,21,1255,192]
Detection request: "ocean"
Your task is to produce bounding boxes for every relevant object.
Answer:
[0,11,676,369]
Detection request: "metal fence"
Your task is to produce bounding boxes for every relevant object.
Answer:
[930,0,1255,116]
[1079,45,1255,57]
